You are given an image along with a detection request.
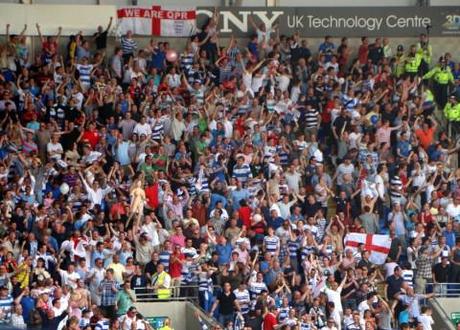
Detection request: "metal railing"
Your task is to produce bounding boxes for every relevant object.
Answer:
[427,282,460,298]
[133,285,203,302]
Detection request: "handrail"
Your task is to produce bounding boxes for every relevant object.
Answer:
[426,282,460,298]
[133,285,203,302]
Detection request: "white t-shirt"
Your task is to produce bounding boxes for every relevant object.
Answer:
[276,75,290,92]
[417,314,433,330]
[47,142,63,160]
[446,202,460,218]
[133,123,152,136]
[58,269,80,289]
[324,287,343,313]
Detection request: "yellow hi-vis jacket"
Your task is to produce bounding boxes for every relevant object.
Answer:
[155,271,171,299]
[404,49,423,73]
[444,102,460,121]
[424,65,454,85]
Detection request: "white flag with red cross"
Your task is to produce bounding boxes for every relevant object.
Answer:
[344,233,391,265]
[116,6,196,37]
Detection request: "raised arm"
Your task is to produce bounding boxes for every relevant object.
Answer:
[20,24,27,37]
[56,26,62,43]
[5,24,10,41]
[106,16,113,32]
[36,23,45,44]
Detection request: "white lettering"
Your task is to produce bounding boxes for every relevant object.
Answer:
[196,9,213,21]
[306,15,382,31]
[221,11,250,33]
[294,15,304,28]
[287,15,296,28]
[386,15,430,28]
[252,11,284,30]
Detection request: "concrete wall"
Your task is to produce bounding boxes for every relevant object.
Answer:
[430,298,457,330]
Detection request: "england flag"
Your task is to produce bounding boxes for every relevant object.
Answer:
[344,233,391,265]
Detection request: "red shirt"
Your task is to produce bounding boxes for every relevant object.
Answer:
[42,41,57,54]
[322,100,334,123]
[169,252,184,278]
[263,312,278,330]
[238,206,251,229]
[145,183,159,209]
[110,202,127,219]
[81,130,100,149]
[415,127,434,150]
[358,44,369,65]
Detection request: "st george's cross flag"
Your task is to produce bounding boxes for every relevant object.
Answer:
[116,6,196,37]
[344,233,391,265]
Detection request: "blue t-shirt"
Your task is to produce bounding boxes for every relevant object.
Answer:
[215,243,232,266]
[151,51,166,71]
[399,310,410,324]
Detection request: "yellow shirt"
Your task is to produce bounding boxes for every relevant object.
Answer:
[107,262,126,284]
[159,326,173,330]
[16,263,30,288]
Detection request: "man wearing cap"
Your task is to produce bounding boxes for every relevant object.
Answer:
[443,96,460,122]
[404,44,423,80]
[423,56,454,108]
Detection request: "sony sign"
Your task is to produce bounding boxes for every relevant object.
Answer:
[196,9,284,33]
[196,6,460,37]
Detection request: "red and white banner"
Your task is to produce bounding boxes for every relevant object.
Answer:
[344,233,391,265]
[116,6,196,37]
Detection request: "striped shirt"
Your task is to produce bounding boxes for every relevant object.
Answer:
[76,64,93,86]
[95,319,110,330]
[249,281,267,298]
[238,102,251,116]
[0,295,12,323]
[198,274,213,293]
[121,37,137,55]
[288,239,299,259]
[233,289,251,314]
[402,269,414,288]
[278,306,290,322]
[189,86,205,105]
[233,164,252,183]
[342,94,359,110]
[390,177,403,203]
[180,52,194,71]
[304,108,320,128]
[264,235,280,254]
[277,146,289,166]
[300,322,313,330]
[264,145,277,163]
[181,260,198,284]
[301,245,317,260]
[151,120,164,141]
[22,140,38,154]
[159,250,171,270]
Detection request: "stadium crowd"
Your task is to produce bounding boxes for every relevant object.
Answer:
[0,11,459,330]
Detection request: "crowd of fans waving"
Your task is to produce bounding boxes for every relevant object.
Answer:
[0,10,460,330]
